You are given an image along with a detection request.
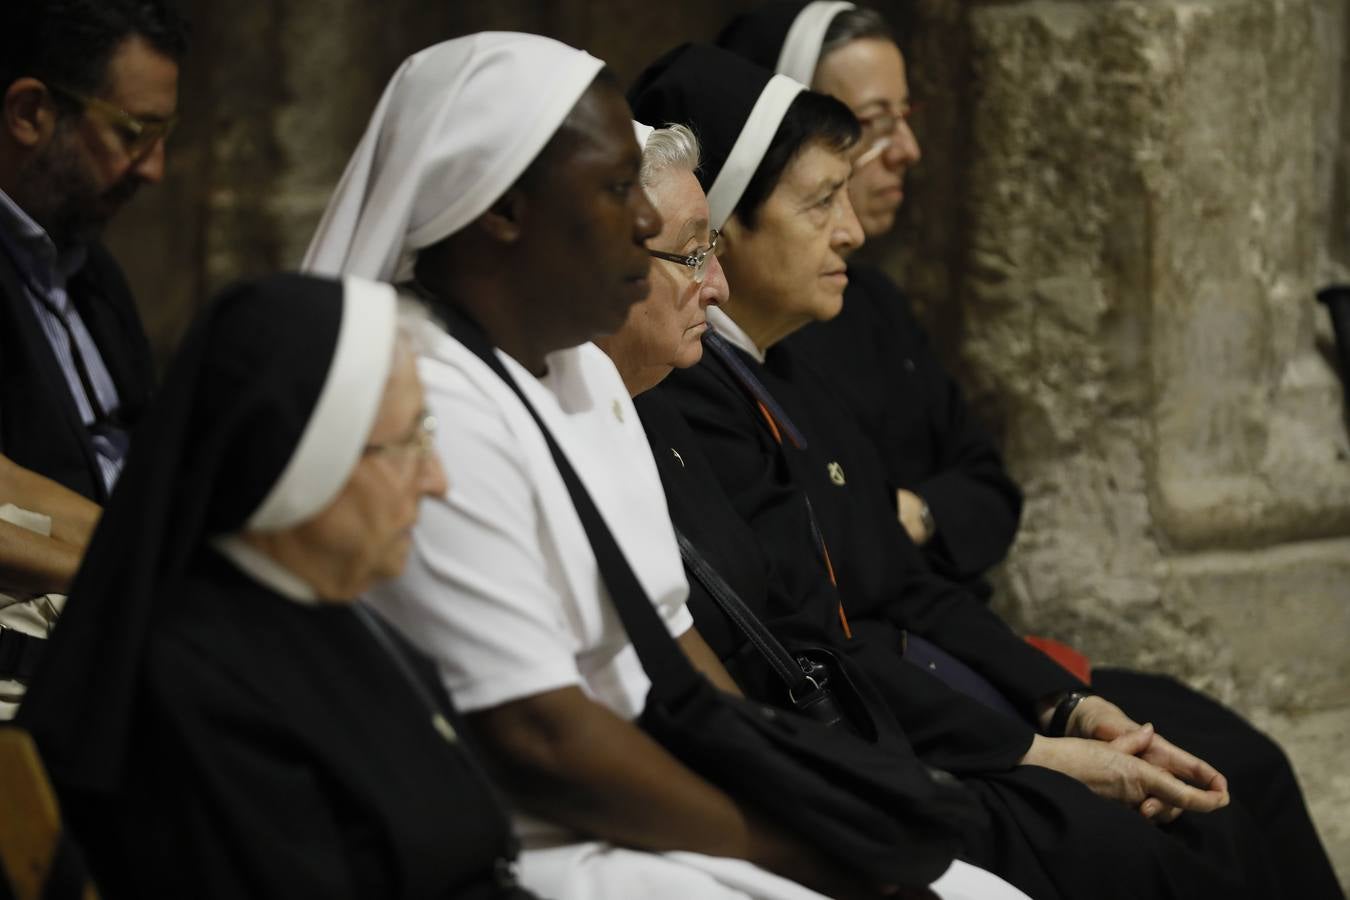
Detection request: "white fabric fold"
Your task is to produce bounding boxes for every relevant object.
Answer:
[302,33,603,282]
[705,75,805,230]
[246,276,397,531]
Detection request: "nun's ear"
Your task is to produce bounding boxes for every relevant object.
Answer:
[477,188,527,244]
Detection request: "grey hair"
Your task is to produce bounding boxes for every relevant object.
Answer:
[820,6,896,59]
[639,123,701,191]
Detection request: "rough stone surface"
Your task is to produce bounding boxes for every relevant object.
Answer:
[99,0,1349,885]
[954,0,1350,882]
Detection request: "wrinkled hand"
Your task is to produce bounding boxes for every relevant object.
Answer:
[1069,697,1229,821]
[1020,727,1229,822]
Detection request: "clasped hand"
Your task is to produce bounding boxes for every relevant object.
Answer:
[1024,696,1229,824]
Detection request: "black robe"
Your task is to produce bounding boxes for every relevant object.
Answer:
[782,265,1020,589]
[64,554,535,900]
[653,345,1306,900]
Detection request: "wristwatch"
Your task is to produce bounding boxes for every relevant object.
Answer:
[1047,689,1095,738]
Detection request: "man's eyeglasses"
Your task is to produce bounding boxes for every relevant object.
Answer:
[47,84,178,159]
[365,413,438,462]
[648,230,720,284]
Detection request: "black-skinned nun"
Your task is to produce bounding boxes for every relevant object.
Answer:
[16,274,537,899]
[632,43,1288,900]
[302,32,889,900]
[716,6,1345,897]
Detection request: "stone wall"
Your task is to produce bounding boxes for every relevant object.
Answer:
[885,0,1350,883]
[102,0,1349,884]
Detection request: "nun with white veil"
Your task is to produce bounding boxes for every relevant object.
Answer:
[302,28,1042,900]
[302,30,973,900]
[16,273,536,899]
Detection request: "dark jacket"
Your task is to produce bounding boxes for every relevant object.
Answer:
[0,241,155,502]
[782,265,1022,589]
[655,337,1083,726]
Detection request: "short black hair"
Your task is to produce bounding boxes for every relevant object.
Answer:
[734,90,861,229]
[0,0,189,99]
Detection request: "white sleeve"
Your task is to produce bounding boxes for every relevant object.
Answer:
[366,372,582,714]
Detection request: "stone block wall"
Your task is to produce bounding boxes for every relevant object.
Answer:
[884,0,1350,883]
[102,0,1349,884]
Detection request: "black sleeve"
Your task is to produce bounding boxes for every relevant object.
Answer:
[876,283,1022,581]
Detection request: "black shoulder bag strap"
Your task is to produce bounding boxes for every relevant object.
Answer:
[674,530,851,729]
[434,303,701,706]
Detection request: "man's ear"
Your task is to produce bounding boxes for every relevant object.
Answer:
[477,186,527,244]
[4,78,58,149]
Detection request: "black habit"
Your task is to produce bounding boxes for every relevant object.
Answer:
[74,553,529,900]
[17,274,538,900]
[653,343,1293,900]
[782,266,1022,589]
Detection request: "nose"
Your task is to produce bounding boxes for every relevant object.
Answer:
[418,449,449,499]
[633,185,663,245]
[133,138,168,184]
[700,254,730,309]
[834,189,865,255]
[884,120,921,169]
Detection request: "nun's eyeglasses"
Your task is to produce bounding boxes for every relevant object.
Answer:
[46,84,179,160]
[648,230,720,284]
[365,413,437,461]
[854,105,916,168]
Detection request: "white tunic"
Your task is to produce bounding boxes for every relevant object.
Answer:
[367,328,691,723]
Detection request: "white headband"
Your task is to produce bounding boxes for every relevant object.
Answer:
[705,74,805,230]
[246,276,398,531]
[775,1,857,84]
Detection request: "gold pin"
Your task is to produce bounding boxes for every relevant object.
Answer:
[612,399,625,423]
[671,448,685,467]
[827,461,846,486]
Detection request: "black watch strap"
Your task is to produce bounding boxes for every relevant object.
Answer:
[1047,689,1095,737]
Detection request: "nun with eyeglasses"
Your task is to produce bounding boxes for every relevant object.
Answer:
[632,41,1288,900]
[17,274,538,900]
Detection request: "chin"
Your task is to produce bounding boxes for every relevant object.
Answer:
[862,210,897,239]
[813,293,846,322]
[674,340,704,369]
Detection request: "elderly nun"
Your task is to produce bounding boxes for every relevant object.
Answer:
[719,0,1021,591]
[301,32,902,900]
[715,7,1344,897]
[16,274,538,899]
[631,42,1291,900]
[596,121,1040,900]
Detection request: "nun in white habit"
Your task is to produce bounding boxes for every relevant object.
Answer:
[301,32,902,900]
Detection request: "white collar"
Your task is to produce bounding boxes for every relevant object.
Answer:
[707,307,766,363]
[212,536,319,605]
